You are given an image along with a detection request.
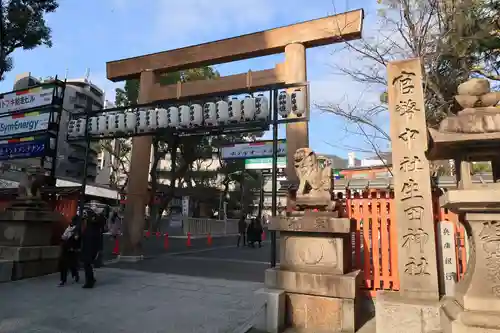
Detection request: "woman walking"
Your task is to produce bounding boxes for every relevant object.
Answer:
[58,217,80,286]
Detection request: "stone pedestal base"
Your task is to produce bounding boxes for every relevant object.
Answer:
[265,268,360,332]
[375,291,441,333]
[0,245,60,281]
[441,298,500,333]
[0,260,13,282]
[255,288,286,333]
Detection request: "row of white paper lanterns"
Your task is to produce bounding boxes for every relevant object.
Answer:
[68,90,305,137]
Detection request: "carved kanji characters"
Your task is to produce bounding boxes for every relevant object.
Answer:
[396,99,420,119]
[392,71,416,95]
[402,227,429,253]
[400,155,423,172]
[398,128,419,150]
[404,256,431,276]
[401,178,423,201]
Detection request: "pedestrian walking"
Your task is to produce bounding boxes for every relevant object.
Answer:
[237,215,247,247]
[246,219,256,248]
[107,207,122,239]
[93,210,107,268]
[81,210,104,289]
[58,216,80,287]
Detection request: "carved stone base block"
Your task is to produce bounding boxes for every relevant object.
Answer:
[441,297,500,333]
[267,212,358,332]
[375,291,441,333]
[0,245,60,281]
[265,268,361,299]
[255,288,286,333]
[0,260,13,282]
[285,292,355,333]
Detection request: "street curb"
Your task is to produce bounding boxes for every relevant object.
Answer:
[168,234,239,239]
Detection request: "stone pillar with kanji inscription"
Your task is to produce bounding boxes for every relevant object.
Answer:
[257,148,361,333]
[427,78,500,333]
[375,58,442,333]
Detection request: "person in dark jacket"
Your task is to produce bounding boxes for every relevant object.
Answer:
[247,218,264,248]
[93,211,107,268]
[254,218,263,248]
[237,215,247,247]
[81,210,105,289]
[58,217,81,286]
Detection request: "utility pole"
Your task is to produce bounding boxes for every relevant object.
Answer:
[0,1,5,81]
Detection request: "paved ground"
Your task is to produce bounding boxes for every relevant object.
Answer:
[0,267,264,333]
[101,233,247,262]
[109,240,278,283]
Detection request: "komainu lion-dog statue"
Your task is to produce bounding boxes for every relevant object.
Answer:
[17,167,49,199]
[293,148,332,209]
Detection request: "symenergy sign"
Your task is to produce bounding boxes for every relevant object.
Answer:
[0,112,50,138]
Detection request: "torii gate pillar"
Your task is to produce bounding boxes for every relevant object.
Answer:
[284,43,309,206]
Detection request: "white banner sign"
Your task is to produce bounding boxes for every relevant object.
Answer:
[182,196,190,216]
[220,140,286,159]
[0,86,54,115]
[0,113,50,137]
[437,220,458,296]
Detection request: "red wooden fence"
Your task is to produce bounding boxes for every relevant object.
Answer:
[344,189,467,297]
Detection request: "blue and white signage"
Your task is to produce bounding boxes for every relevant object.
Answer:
[220,140,287,160]
[0,139,46,160]
[0,112,50,138]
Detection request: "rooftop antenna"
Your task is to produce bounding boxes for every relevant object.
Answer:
[64,68,69,80]
[84,68,90,81]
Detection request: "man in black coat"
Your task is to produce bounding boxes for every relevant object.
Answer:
[81,210,105,289]
[58,216,81,286]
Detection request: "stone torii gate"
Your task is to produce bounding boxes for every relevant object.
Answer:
[105,10,364,259]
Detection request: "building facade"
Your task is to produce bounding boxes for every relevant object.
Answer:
[0,74,112,186]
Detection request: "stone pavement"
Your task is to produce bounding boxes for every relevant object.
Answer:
[0,268,265,333]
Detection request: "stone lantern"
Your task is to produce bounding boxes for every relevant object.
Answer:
[427,78,500,333]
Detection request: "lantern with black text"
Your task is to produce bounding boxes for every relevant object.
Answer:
[290,88,306,117]
[167,107,180,128]
[189,104,203,127]
[278,91,291,118]
[228,98,242,123]
[97,115,108,135]
[203,102,217,126]
[137,109,149,133]
[255,94,269,120]
[67,120,77,137]
[241,96,256,121]
[88,116,99,135]
[216,100,230,124]
[157,108,169,128]
[75,118,86,136]
[124,111,137,132]
[148,109,158,130]
[113,113,126,133]
[107,113,118,133]
[179,105,191,128]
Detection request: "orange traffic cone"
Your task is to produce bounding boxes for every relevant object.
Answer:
[112,237,120,255]
[145,230,151,238]
[207,233,212,246]
[156,232,161,238]
[187,232,192,247]
[262,231,266,241]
